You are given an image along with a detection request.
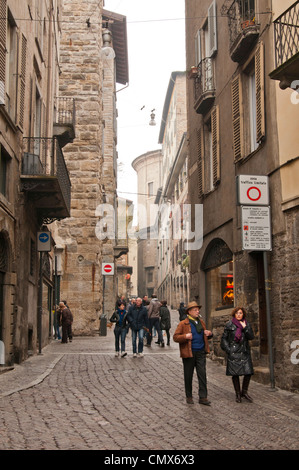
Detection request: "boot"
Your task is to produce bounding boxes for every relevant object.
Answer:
[242,375,253,402]
[232,376,242,402]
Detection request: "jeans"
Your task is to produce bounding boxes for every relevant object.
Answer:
[131,328,144,354]
[114,326,127,352]
[182,350,207,399]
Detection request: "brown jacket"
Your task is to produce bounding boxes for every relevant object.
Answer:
[173,317,211,358]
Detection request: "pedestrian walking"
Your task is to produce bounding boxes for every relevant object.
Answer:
[220,306,254,403]
[127,297,148,357]
[173,301,213,405]
[110,303,129,357]
[59,302,73,344]
[159,300,171,346]
[146,295,164,347]
[178,302,187,321]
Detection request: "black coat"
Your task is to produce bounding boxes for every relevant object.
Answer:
[221,320,254,376]
[159,306,171,330]
[109,310,129,330]
[127,305,148,331]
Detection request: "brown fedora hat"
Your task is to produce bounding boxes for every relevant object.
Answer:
[186,301,202,312]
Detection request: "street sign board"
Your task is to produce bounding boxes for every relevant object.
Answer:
[241,206,272,251]
[102,262,114,275]
[37,231,51,252]
[237,175,269,206]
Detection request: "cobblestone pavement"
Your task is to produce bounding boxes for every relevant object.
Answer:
[0,312,298,452]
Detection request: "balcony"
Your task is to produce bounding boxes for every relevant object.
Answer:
[269,1,299,89]
[20,137,71,223]
[227,0,260,63]
[53,97,76,148]
[194,58,216,114]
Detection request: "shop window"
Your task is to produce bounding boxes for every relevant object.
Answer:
[206,261,234,310]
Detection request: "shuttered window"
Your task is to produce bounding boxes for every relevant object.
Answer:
[255,41,265,143]
[0,0,6,105]
[17,33,27,131]
[211,105,220,185]
[196,127,204,197]
[231,75,243,162]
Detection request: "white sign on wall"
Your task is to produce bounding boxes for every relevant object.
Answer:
[241,206,272,251]
[237,175,269,206]
[102,262,114,275]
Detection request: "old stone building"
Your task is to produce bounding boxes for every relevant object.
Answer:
[0,0,71,364]
[51,3,129,333]
[185,0,299,391]
[132,149,162,298]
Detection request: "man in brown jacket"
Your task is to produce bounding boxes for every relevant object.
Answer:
[173,301,213,405]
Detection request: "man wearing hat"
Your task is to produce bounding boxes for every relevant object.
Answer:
[173,301,213,405]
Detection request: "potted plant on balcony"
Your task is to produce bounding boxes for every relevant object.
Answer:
[241,14,255,30]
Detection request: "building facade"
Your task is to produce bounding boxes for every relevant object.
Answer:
[0,0,72,364]
[132,149,162,298]
[51,3,129,332]
[155,72,189,308]
[185,0,299,391]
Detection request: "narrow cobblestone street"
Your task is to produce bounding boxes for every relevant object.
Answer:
[0,312,298,453]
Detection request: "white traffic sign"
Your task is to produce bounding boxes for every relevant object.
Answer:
[237,175,269,205]
[37,231,51,252]
[102,262,114,275]
[241,206,272,251]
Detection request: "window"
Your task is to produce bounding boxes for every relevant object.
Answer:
[206,261,234,311]
[197,105,220,196]
[148,182,154,197]
[147,271,153,283]
[231,42,265,161]
[0,145,10,198]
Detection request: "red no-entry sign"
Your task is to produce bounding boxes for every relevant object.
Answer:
[102,263,114,275]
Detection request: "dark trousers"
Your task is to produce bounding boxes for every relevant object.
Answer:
[147,317,163,344]
[182,350,207,399]
[62,323,72,343]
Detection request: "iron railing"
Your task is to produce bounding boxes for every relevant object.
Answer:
[227,0,256,47]
[22,137,71,210]
[54,97,76,128]
[194,57,215,102]
[273,1,299,69]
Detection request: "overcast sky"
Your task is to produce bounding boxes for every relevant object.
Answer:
[104,0,186,207]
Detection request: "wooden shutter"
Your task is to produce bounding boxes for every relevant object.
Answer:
[195,30,201,66]
[208,0,217,57]
[196,127,204,197]
[0,0,6,105]
[231,75,243,162]
[255,41,265,143]
[211,105,220,185]
[17,33,27,131]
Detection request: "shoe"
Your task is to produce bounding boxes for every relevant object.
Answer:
[138,353,144,357]
[115,352,119,357]
[155,341,160,344]
[199,398,211,406]
[186,397,194,404]
[121,351,127,357]
[241,392,253,402]
[161,342,165,347]
[235,393,242,403]
[133,353,137,358]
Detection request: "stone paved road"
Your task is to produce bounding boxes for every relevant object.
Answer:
[0,315,298,451]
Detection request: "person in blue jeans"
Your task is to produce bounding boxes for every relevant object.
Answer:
[110,303,129,357]
[127,297,148,357]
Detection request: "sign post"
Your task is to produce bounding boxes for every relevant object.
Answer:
[37,231,51,354]
[237,175,275,389]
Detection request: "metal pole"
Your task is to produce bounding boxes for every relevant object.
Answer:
[38,252,43,354]
[263,251,275,389]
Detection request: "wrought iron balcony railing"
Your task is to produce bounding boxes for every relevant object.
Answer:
[227,0,259,62]
[194,57,216,114]
[21,137,71,215]
[53,97,76,147]
[273,1,299,70]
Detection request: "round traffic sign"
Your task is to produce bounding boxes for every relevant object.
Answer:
[247,186,261,201]
[103,264,112,273]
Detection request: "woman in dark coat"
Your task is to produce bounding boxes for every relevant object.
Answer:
[159,300,171,346]
[221,306,254,403]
